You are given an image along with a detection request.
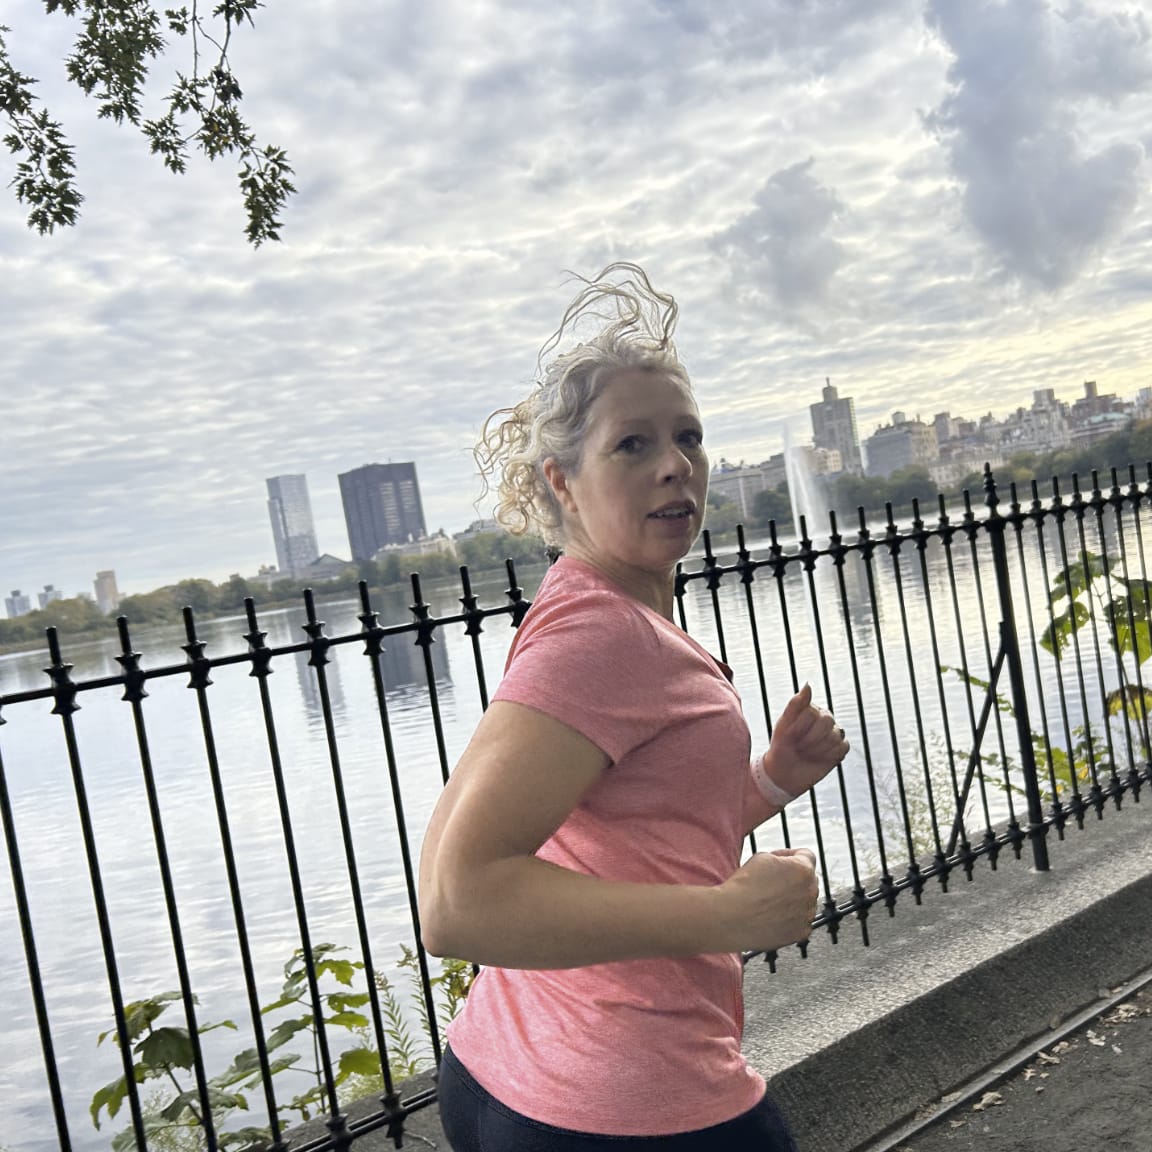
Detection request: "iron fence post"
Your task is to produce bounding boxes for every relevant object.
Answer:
[985,466,1051,871]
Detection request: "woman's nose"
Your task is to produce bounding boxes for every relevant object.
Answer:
[660,443,693,482]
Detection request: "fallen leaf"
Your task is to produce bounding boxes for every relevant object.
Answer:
[1104,1004,1140,1024]
[1037,1052,1061,1065]
[1087,1030,1106,1047]
[973,1091,1004,1112]
[1112,1045,1122,1055]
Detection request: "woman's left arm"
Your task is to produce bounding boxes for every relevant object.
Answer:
[742,684,850,835]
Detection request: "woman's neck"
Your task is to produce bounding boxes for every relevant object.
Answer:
[560,545,677,620]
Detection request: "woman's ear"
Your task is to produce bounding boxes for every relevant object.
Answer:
[542,457,577,516]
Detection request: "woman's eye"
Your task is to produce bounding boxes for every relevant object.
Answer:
[679,431,704,449]
[616,436,643,453]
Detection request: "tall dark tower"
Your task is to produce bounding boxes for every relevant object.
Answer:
[339,462,427,562]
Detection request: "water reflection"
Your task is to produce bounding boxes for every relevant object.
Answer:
[376,632,450,691]
[292,646,345,722]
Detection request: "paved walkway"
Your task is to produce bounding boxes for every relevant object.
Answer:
[879,982,1152,1152]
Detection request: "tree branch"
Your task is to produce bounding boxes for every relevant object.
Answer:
[2,3,294,244]
[0,25,83,232]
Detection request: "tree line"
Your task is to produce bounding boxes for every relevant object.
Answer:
[0,531,548,651]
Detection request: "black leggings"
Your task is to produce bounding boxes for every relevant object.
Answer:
[438,1046,799,1152]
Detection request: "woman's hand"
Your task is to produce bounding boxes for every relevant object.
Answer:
[760,684,849,799]
[715,848,819,953]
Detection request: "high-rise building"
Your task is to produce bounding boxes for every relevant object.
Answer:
[5,590,32,618]
[266,474,319,577]
[37,584,64,609]
[809,379,863,475]
[94,570,120,615]
[339,462,427,563]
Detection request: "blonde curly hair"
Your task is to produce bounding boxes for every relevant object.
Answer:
[476,263,691,547]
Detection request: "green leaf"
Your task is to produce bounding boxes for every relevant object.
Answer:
[1114,615,1152,665]
[160,1085,248,1122]
[99,991,184,1046]
[327,992,371,1013]
[136,1025,195,1070]
[90,1061,149,1127]
[316,957,359,987]
[287,1084,325,1116]
[90,1075,125,1128]
[1115,578,1152,619]
[219,1127,276,1151]
[338,1046,380,1080]
[265,1015,312,1050]
[325,1010,368,1031]
[1041,601,1090,656]
[240,1053,301,1087]
[159,1088,199,1123]
[212,1045,260,1086]
[214,1045,301,1088]
[200,1017,238,1035]
[260,991,303,1015]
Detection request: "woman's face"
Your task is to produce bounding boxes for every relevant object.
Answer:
[548,368,709,577]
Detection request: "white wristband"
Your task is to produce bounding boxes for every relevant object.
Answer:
[751,753,797,808]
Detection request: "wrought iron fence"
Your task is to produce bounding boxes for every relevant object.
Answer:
[1,466,1150,1151]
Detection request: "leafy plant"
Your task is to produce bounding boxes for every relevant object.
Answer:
[91,944,472,1151]
[948,548,1152,806]
[342,946,473,1101]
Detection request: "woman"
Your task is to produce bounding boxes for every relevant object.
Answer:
[418,264,847,1151]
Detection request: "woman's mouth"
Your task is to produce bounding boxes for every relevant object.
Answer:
[649,502,696,520]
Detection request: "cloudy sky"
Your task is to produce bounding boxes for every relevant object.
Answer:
[3,0,1152,599]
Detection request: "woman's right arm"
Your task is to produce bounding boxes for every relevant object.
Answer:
[417,700,818,969]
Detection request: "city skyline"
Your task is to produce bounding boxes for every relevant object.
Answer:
[9,373,1152,606]
[4,1,1152,597]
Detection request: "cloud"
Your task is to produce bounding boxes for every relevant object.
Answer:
[925,0,1152,289]
[711,159,848,315]
[2,0,1152,603]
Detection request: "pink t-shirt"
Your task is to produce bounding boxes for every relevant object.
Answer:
[445,557,766,1136]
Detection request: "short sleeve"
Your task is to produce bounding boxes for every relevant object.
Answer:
[492,589,667,764]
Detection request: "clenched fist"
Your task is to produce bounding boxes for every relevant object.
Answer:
[714,848,818,954]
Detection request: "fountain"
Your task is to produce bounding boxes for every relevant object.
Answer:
[782,422,829,549]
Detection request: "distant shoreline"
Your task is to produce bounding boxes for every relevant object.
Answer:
[0,563,548,661]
